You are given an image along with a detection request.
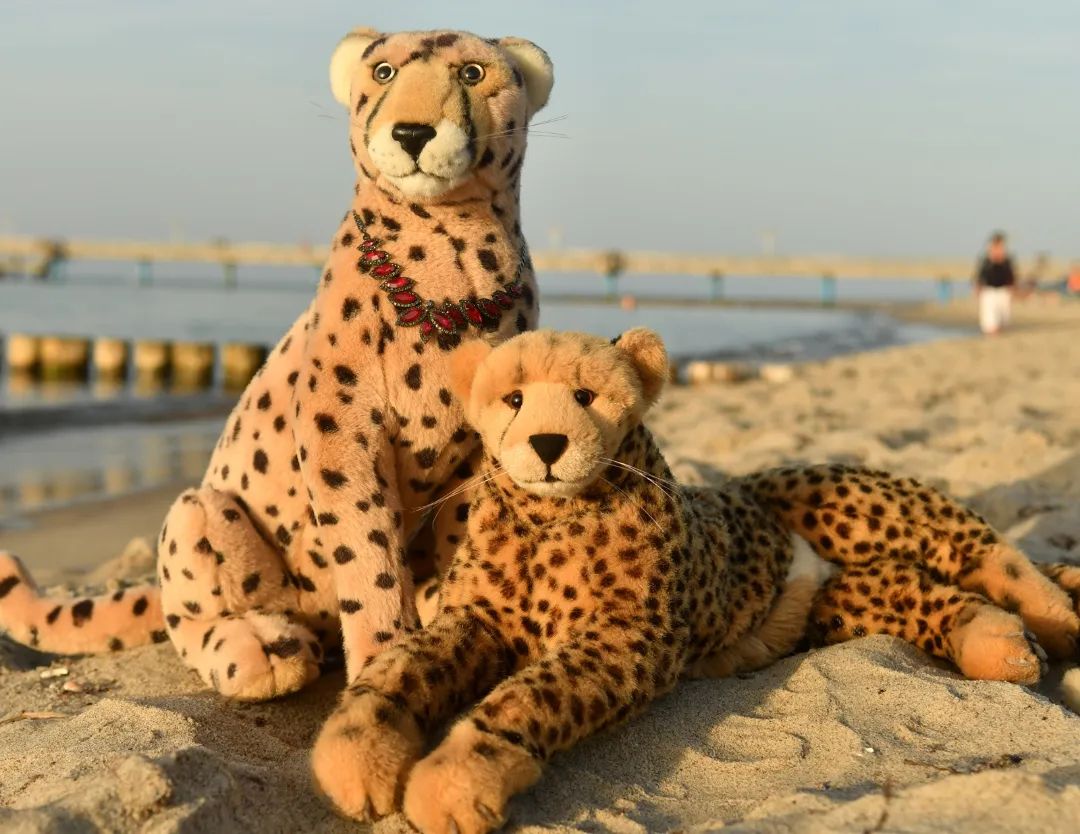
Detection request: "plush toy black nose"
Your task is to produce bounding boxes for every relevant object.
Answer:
[529,434,569,466]
[391,122,437,160]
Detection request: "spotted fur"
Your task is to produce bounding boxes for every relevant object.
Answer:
[312,329,1080,833]
[0,28,553,701]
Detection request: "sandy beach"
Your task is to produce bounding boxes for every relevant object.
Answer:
[3,302,1080,833]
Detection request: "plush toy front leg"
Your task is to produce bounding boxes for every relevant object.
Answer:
[404,619,679,834]
[298,415,418,680]
[313,608,511,822]
[404,720,541,834]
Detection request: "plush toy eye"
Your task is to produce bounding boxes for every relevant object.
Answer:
[373,62,396,83]
[574,389,595,407]
[504,390,523,410]
[460,63,485,85]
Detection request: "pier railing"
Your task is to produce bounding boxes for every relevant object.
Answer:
[0,234,1063,303]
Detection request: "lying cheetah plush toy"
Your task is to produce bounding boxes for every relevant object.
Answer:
[313,328,1080,833]
[0,27,553,695]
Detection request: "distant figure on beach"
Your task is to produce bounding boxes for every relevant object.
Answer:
[974,231,1017,335]
[1062,262,1080,298]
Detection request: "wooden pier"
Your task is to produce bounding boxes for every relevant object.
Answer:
[0,232,1063,300]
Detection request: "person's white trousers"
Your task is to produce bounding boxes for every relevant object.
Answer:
[979,287,1012,334]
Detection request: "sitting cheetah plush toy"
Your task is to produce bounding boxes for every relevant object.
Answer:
[0,27,553,696]
[312,328,1080,834]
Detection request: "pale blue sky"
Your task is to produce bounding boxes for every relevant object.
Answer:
[2,1,1077,258]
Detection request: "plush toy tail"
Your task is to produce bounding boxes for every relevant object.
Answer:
[0,551,166,654]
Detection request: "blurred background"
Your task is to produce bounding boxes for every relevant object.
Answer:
[1,1,1078,529]
[4,1,1079,252]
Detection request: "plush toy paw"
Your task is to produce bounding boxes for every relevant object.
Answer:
[1039,563,1080,638]
[980,546,1079,659]
[404,720,541,834]
[198,612,321,701]
[312,690,423,821]
[950,605,1046,685]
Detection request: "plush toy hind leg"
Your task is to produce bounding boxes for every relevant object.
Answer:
[1039,562,1080,615]
[687,574,821,678]
[743,465,1080,659]
[811,557,1045,684]
[924,536,1078,659]
[159,487,321,700]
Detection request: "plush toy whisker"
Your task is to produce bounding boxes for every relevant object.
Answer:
[308,100,340,120]
[485,129,569,140]
[525,113,569,127]
[600,457,683,490]
[418,465,507,518]
[483,114,570,140]
[599,476,665,533]
[599,457,681,503]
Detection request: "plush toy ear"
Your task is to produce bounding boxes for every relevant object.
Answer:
[498,37,554,114]
[614,328,668,407]
[329,27,381,108]
[449,339,494,409]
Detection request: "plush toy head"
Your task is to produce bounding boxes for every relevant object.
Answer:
[329,28,553,202]
[450,330,669,498]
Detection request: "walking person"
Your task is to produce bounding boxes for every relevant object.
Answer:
[974,231,1017,335]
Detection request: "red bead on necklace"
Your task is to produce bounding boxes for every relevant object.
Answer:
[351,211,524,342]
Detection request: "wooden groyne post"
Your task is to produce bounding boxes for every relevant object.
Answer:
[2,333,270,392]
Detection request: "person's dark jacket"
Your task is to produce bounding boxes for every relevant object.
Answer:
[976,257,1016,288]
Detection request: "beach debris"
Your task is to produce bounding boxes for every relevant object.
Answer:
[1016,503,1062,520]
[684,360,757,385]
[759,362,796,384]
[39,665,70,679]
[1062,667,1080,715]
[1,709,68,724]
[684,361,748,384]
[685,360,714,385]
[55,676,115,695]
[1047,532,1077,552]
[902,753,1024,775]
[711,362,753,383]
